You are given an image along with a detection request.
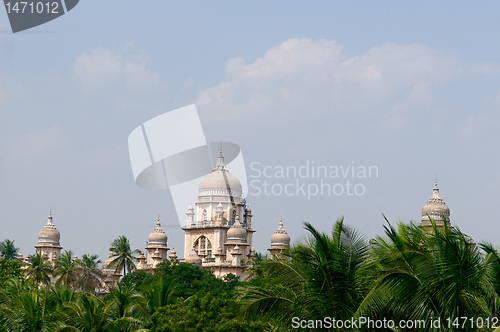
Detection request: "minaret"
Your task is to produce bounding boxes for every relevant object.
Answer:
[146,214,169,264]
[186,204,194,227]
[420,177,451,231]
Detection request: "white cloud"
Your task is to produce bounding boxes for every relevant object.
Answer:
[73,47,161,92]
[196,38,464,128]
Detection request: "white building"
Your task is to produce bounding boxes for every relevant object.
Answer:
[181,145,257,278]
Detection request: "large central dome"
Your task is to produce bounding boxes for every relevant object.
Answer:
[198,146,242,196]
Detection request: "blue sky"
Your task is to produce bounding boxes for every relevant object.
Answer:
[1,1,500,261]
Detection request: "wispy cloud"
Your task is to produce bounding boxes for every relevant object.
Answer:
[72,46,161,92]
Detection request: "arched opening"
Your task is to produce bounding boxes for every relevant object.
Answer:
[193,236,212,258]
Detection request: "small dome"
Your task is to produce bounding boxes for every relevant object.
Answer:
[37,211,60,245]
[148,216,168,245]
[421,179,450,224]
[185,249,202,266]
[169,248,177,260]
[198,146,242,195]
[152,248,161,259]
[102,253,115,270]
[227,217,247,242]
[271,215,290,246]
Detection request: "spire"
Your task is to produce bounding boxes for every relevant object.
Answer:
[45,209,55,228]
[214,141,226,171]
[153,214,164,233]
[431,177,441,200]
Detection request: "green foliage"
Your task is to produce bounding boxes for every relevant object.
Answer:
[0,279,61,332]
[150,292,267,332]
[240,218,369,326]
[3,217,500,331]
[154,260,227,298]
[119,270,154,289]
[357,217,492,331]
[0,258,22,286]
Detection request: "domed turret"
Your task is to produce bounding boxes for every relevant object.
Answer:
[198,143,242,196]
[148,215,168,245]
[102,252,115,270]
[270,215,290,246]
[35,210,63,266]
[227,217,247,243]
[421,178,451,229]
[37,211,60,245]
[169,248,178,260]
[185,249,202,266]
[268,215,290,258]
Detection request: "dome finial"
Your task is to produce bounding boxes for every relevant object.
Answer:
[214,140,226,170]
[434,176,438,189]
[47,209,54,226]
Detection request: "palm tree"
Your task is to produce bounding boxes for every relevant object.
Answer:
[25,252,52,286]
[53,251,79,287]
[109,236,140,277]
[58,293,116,332]
[77,254,102,295]
[357,217,491,331]
[0,278,60,331]
[107,283,145,331]
[480,242,500,315]
[0,239,19,260]
[131,276,177,327]
[240,218,368,326]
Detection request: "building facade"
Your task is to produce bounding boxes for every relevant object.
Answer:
[181,146,256,278]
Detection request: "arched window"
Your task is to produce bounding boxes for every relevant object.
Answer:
[232,210,236,222]
[203,209,207,221]
[193,236,212,258]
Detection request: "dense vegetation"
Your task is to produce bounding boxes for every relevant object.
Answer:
[2,218,500,331]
